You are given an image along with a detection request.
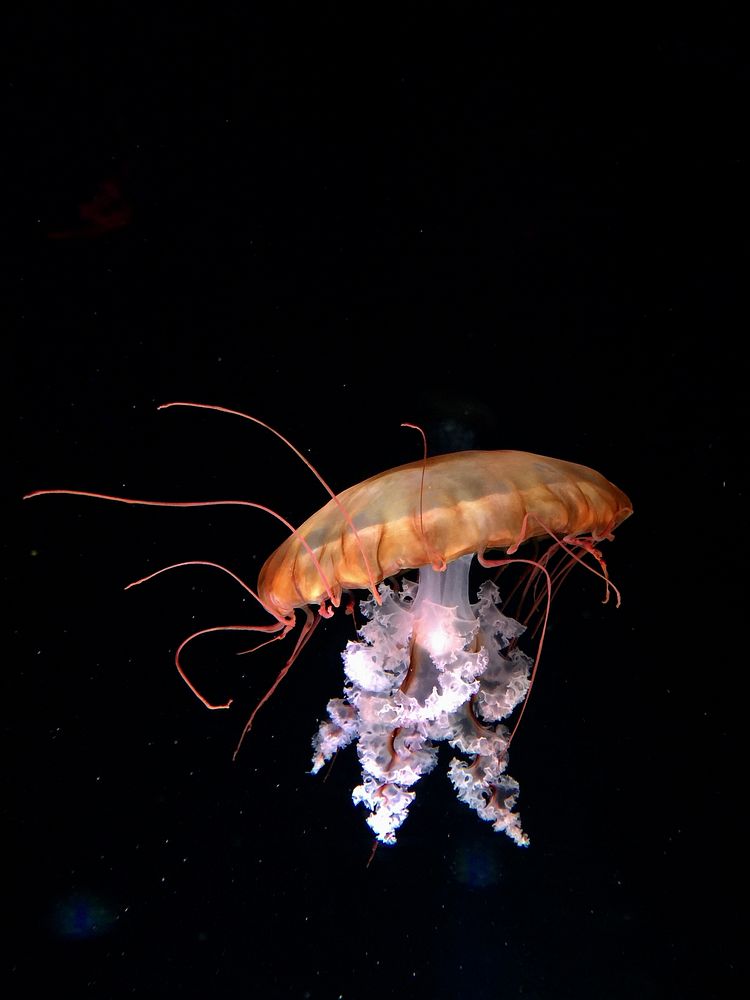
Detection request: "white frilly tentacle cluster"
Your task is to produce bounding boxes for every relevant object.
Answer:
[311,555,532,845]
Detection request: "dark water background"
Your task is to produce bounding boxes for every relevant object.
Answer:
[8,10,742,998]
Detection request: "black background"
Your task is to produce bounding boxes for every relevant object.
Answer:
[8,9,743,999]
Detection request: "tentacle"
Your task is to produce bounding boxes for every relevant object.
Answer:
[562,533,617,604]
[508,512,622,606]
[157,402,382,604]
[401,422,446,572]
[124,559,284,624]
[478,552,553,745]
[232,608,322,759]
[24,489,336,609]
[173,622,289,710]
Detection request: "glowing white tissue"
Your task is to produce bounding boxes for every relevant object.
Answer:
[311,554,532,845]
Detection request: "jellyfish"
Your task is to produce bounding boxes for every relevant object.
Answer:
[26,403,632,847]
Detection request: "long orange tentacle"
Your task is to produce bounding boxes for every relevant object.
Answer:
[477,553,552,745]
[232,610,322,759]
[401,422,446,572]
[507,512,622,606]
[172,623,288,709]
[123,559,293,708]
[157,402,382,604]
[124,559,278,620]
[23,489,336,610]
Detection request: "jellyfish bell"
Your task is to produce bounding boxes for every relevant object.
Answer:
[25,404,632,848]
[258,448,632,618]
